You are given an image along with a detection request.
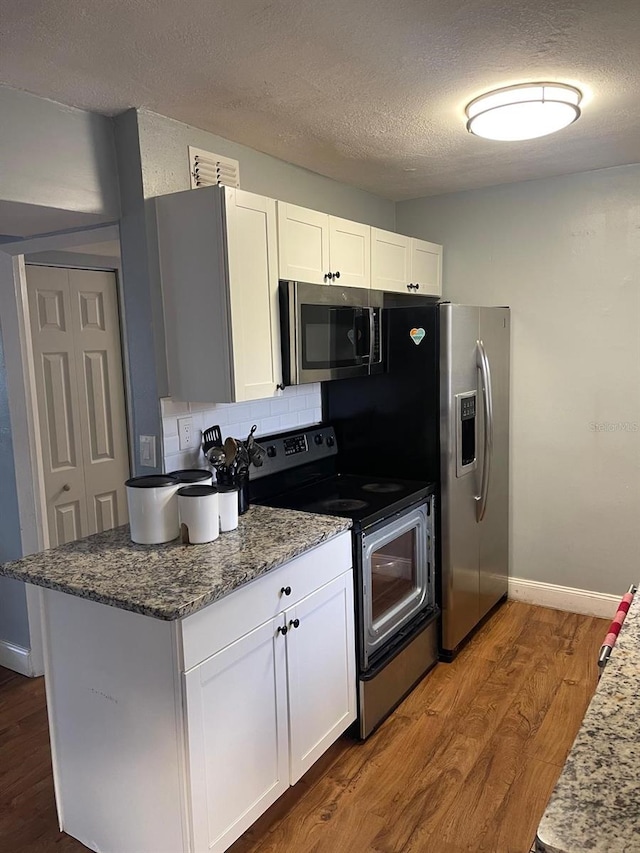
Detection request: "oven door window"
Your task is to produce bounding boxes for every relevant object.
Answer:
[371,529,417,624]
[300,305,370,369]
[362,503,431,668]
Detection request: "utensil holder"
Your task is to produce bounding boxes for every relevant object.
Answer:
[216,469,250,515]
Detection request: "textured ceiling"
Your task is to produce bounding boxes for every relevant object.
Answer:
[1,0,640,200]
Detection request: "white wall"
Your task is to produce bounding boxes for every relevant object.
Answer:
[397,165,640,597]
[161,385,322,471]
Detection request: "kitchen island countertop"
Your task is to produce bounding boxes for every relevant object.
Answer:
[0,504,352,621]
[535,588,640,853]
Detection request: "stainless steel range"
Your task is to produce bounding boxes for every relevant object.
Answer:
[249,425,439,739]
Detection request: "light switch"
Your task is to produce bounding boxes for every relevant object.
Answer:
[139,435,157,468]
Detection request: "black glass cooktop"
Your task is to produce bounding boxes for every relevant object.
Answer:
[260,473,434,528]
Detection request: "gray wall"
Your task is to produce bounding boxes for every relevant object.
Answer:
[0,86,120,650]
[0,85,119,221]
[0,320,30,647]
[114,111,164,473]
[136,110,396,228]
[397,165,640,596]
[114,108,397,472]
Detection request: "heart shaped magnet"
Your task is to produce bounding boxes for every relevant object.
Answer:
[410,327,426,346]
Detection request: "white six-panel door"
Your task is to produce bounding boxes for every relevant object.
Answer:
[26,265,130,546]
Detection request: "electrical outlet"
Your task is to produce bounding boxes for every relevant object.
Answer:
[178,417,194,450]
[139,435,157,468]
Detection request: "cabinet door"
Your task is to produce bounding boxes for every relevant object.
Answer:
[328,216,371,288]
[371,228,411,293]
[277,202,330,285]
[185,617,289,853]
[286,572,356,784]
[410,238,442,296]
[226,188,282,401]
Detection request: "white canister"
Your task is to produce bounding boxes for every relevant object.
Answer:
[169,469,213,487]
[177,485,219,544]
[218,485,239,532]
[125,475,180,544]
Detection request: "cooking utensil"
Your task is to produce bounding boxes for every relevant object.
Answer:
[223,436,239,467]
[202,424,223,454]
[245,424,267,467]
[248,440,267,467]
[206,446,226,468]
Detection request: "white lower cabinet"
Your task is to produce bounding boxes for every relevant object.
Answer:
[185,618,290,853]
[41,533,355,853]
[185,569,356,853]
[286,574,356,783]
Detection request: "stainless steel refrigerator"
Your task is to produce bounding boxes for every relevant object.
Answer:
[323,298,510,659]
[439,304,510,658]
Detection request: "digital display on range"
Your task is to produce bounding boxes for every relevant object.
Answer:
[283,434,309,456]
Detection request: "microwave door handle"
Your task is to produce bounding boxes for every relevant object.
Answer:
[367,308,375,363]
[353,308,369,361]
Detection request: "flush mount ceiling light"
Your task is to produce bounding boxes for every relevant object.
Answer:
[465,83,582,141]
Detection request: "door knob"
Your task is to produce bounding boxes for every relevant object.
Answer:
[334,271,340,279]
[62,483,71,492]
[324,272,333,282]
[289,618,300,629]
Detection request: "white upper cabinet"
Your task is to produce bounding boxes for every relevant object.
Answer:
[277,202,330,285]
[278,203,371,288]
[371,228,442,296]
[157,186,282,403]
[328,216,371,288]
[371,229,411,292]
[410,237,442,296]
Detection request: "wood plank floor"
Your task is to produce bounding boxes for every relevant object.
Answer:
[0,602,607,853]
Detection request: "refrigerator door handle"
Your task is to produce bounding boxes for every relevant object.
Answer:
[475,339,494,522]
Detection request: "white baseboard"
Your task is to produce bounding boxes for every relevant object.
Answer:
[508,577,619,619]
[0,639,39,677]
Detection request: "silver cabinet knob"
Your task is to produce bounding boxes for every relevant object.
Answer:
[63,483,71,492]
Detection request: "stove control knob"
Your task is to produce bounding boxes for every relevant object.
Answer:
[314,434,324,445]
[326,435,335,447]
[267,445,277,458]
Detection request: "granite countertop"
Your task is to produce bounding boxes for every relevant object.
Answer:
[535,589,640,853]
[0,505,352,621]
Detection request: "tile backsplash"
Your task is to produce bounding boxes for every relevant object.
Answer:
[161,384,322,472]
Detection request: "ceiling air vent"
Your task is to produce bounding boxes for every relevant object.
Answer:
[188,146,240,189]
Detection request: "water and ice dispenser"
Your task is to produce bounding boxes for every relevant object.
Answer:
[456,391,477,477]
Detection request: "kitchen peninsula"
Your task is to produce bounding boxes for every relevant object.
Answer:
[535,591,640,853]
[0,505,356,853]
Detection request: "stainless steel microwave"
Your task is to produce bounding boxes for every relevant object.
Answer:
[279,281,384,385]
